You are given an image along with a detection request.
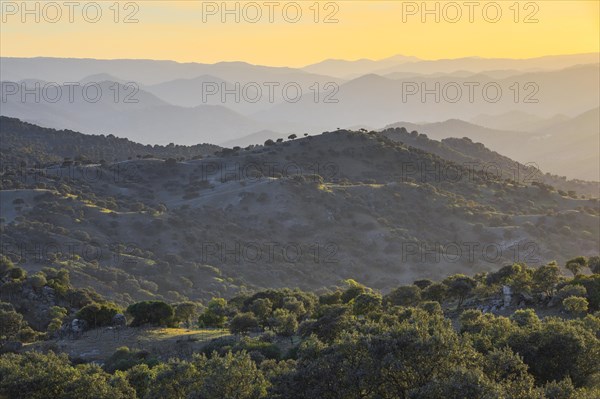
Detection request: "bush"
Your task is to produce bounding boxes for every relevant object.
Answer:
[558,284,587,299]
[103,346,158,373]
[76,302,121,329]
[0,310,24,344]
[7,268,26,280]
[563,296,589,316]
[385,285,421,307]
[127,301,174,327]
[229,313,260,335]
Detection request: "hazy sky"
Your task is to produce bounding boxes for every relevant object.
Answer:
[1,1,598,66]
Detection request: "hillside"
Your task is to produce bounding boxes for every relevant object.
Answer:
[380,126,599,197]
[383,109,600,181]
[0,117,220,167]
[1,120,598,305]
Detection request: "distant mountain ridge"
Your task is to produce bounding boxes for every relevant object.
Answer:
[302,53,599,78]
[1,55,597,179]
[0,81,261,145]
[471,111,569,132]
[384,107,600,181]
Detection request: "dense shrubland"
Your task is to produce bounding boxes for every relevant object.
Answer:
[2,118,600,397]
[1,256,599,398]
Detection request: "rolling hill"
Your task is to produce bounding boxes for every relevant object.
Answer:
[1,118,598,304]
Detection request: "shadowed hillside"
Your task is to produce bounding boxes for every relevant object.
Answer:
[1,119,598,304]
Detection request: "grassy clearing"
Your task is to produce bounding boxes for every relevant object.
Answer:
[28,327,230,362]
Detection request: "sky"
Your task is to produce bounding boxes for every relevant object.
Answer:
[1,1,598,67]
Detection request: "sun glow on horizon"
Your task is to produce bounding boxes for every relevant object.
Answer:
[0,1,598,67]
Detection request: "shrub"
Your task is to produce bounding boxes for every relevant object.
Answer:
[229,313,260,335]
[127,301,174,327]
[103,346,159,373]
[76,302,121,329]
[563,296,589,316]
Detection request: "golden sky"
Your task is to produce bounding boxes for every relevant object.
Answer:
[1,1,598,66]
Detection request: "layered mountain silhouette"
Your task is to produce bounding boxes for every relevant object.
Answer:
[384,107,600,181]
[1,55,598,180]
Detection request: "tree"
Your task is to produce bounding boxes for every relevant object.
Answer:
[352,292,382,316]
[557,284,587,300]
[298,304,352,343]
[174,302,198,327]
[250,298,272,327]
[123,364,157,399]
[510,309,541,328]
[77,302,121,329]
[103,346,159,373]
[143,359,199,399]
[190,351,268,399]
[28,273,47,289]
[61,363,135,399]
[409,368,503,399]
[7,267,26,280]
[502,264,533,296]
[292,309,476,399]
[282,296,306,318]
[198,298,228,328]
[566,257,587,277]
[271,309,298,344]
[443,274,477,309]
[340,279,367,303]
[229,313,259,336]
[287,134,297,140]
[264,139,275,146]
[47,306,68,334]
[482,347,536,398]
[0,255,14,275]
[385,285,421,307]
[319,291,342,305]
[422,282,448,303]
[0,310,24,347]
[588,256,600,274]
[533,262,561,296]
[0,351,135,399]
[508,318,600,386]
[541,378,577,399]
[420,301,443,315]
[413,279,433,290]
[563,296,588,316]
[127,301,174,327]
